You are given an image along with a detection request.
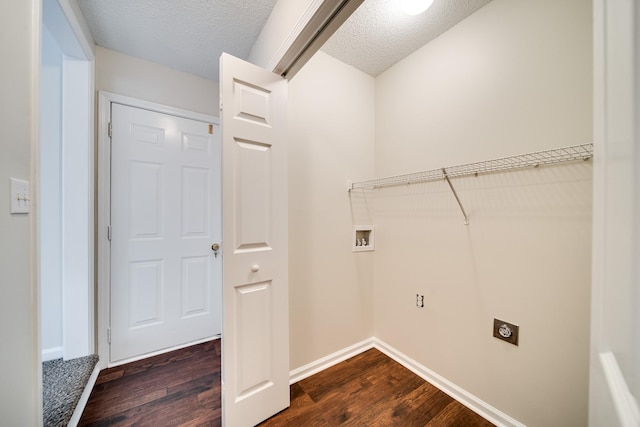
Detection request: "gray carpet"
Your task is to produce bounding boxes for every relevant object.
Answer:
[43,354,99,427]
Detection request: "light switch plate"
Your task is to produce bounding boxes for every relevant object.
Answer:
[10,178,30,214]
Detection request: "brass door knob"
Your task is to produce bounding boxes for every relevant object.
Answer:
[211,243,220,257]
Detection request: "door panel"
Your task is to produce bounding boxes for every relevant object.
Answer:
[235,139,272,250]
[110,103,221,363]
[182,256,210,317]
[129,260,162,326]
[129,161,163,238]
[220,53,289,427]
[183,167,210,236]
[235,281,273,398]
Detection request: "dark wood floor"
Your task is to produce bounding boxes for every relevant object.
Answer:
[79,339,221,426]
[259,349,494,427]
[80,340,494,426]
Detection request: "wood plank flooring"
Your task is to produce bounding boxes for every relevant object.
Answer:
[80,340,494,427]
[79,339,221,426]
[259,349,494,427]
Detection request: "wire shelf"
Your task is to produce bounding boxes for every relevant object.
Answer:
[348,143,593,191]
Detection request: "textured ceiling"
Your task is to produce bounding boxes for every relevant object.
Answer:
[77,0,493,82]
[321,0,493,77]
[77,0,278,81]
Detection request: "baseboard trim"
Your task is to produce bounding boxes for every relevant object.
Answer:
[372,338,524,427]
[67,361,100,427]
[289,337,375,384]
[107,335,220,368]
[42,346,63,362]
[289,337,524,427]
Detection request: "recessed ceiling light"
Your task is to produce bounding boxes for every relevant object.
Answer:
[399,0,434,16]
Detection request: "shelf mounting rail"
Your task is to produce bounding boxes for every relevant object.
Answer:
[347,142,593,224]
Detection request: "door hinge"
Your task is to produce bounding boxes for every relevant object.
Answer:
[107,225,112,241]
[107,327,111,344]
[108,122,112,138]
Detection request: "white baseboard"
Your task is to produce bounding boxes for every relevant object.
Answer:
[67,361,101,427]
[289,337,375,384]
[42,346,63,362]
[107,335,220,368]
[372,338,524,427]
[289,337,524,427]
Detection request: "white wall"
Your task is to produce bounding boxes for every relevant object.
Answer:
[61,54,93,359]
[248,0,316,70]
[287,51,375,369]
[40,25,64,361]
[0,0,40,424]
[373,0,592,426]
[96,46,219,117]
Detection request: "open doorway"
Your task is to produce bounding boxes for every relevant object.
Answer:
[40,0,95,424]
[40,0,94,363]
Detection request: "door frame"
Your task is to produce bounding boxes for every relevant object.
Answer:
[590,0,640,424]
[97,91,220,368]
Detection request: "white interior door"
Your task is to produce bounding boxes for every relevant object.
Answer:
[590,0,640,425]
[110,103,222,363]
[220,53,289,426]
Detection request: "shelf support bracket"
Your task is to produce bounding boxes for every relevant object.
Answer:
[442,168,469,225]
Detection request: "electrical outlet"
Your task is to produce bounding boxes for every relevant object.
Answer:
[493,318,519,346]
[416,294,424,308]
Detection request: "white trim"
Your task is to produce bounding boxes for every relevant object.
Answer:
[600,352,640,427]
[31,3,43,425]
[289,338,375,384]
[66,361,100,427]
[96,92,111,369]
[87,59,96,355]
[266,0,325,73]
[97,91,219,368]
[108,336,220,368]
[289,337,525,427]
[104,91,220,125]
[56,0,95,59]
[42,346,63,362]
